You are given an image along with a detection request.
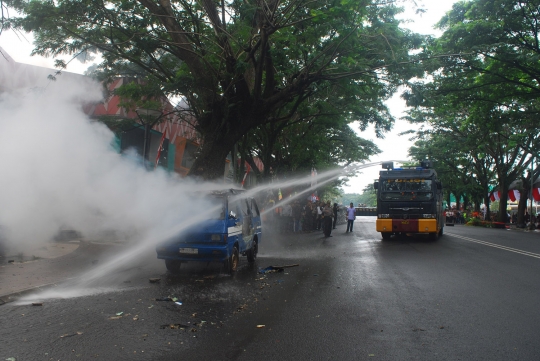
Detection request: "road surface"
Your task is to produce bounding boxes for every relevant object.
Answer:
[1,217,540,360]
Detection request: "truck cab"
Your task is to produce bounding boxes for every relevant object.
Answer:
[374,161,444,240]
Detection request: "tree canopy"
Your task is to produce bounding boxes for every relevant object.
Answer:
[404,0,540,222]
[5,0,423,180]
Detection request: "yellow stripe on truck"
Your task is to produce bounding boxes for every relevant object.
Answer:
[377,219,438,233]
[418,219,438,233]
[376,219,392,232]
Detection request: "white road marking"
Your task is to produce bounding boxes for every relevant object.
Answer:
[446,233,540,259]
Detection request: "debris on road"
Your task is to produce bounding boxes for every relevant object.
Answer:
[59,332,83,338]
[259,264,299,274]
[272,264,299,269]
[160,323,190,329]
[31,302,43,306]
[149,278,161,283]
[256,325,265,328]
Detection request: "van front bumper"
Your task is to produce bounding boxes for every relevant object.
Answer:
[156,243,230,263]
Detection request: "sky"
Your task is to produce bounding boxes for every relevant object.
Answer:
[0,0,459,195]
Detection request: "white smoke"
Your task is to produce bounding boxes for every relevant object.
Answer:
[0,70,213,255]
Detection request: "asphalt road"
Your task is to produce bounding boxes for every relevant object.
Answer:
[1,217,540,361]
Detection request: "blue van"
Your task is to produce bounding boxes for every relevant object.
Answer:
[155,189,262,273]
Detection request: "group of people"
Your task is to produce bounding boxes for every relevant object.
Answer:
[444,208,466,224]
[508,211,538,228]
[266,199,357,237]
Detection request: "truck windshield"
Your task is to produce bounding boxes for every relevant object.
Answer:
[379,179,433,201]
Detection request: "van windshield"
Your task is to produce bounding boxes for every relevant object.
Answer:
[207,197,226,220]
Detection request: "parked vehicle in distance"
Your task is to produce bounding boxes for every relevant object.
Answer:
[155,189,262,273]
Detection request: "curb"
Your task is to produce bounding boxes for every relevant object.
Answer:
[0,281,62,306]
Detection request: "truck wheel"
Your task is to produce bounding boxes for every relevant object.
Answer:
[381,232,391,240]
[429,232,439,241]
[165,260,182,273]
[247,240,258,263]
[225,246,239,274]
[439,226,444,236]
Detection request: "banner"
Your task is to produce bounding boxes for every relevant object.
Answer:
[489,191,501,202]
[508,189,520,202]
[240,164,251,188]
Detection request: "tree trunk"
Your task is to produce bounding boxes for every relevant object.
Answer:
[496,174,510,223]
[517,178,530,228]
[483,195,491,220]
[498,187,509,223]
[463,194,469,211]
[188,133,237,180]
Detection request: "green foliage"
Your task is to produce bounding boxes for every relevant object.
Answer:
[406,0,540,220]
[5,0,423,179]
[343,184,377,207]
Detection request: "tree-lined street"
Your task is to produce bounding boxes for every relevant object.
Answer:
[2,219,540,360]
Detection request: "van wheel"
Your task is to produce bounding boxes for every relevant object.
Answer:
[247,240,258,263]
[439,226,444,236]
[429,232,439,241]
[381,232,391,240]
[165,260,182,273]
[226,246,239,274]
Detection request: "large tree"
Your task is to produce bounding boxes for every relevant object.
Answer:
[5,0,422,179]
[403,0,540,222]
[433,0,540,103]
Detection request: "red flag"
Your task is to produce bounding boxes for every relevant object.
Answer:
[490,193,496,202]
[154,128,167,169]
[508,189,520,202]
[533,188,540,202]
[241,163,251,188]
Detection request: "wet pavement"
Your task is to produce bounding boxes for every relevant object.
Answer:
[2,218,540,360]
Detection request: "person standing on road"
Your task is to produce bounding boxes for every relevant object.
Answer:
[346,203,356,232]
[332,203,339,229]
[292,200,302,232]
[316,201,323,230]
[323,201,334,237]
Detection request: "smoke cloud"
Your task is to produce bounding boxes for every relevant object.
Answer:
[0,69,213,256]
